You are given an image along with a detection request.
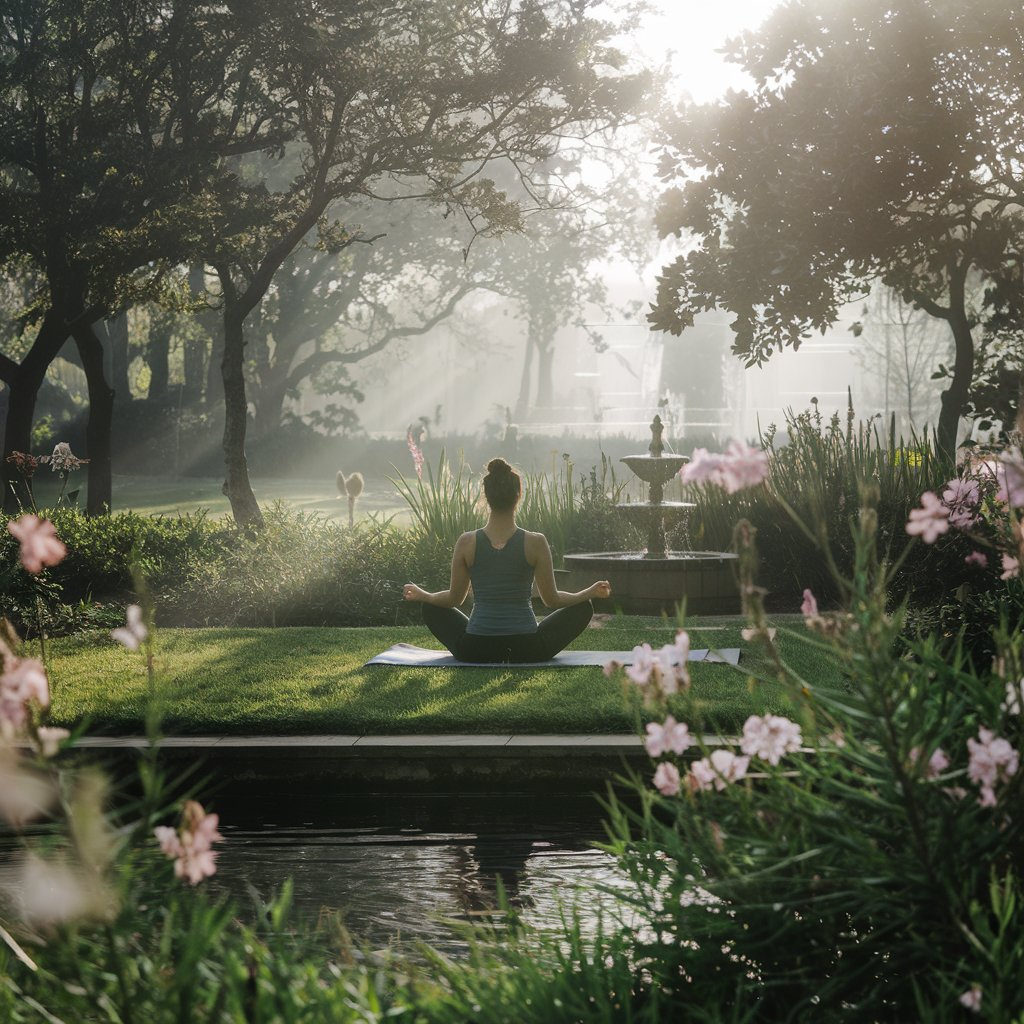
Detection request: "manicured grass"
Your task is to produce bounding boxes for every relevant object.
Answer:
[47,617,844,736]
[29,473,410,523]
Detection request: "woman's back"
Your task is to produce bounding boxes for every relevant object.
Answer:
[466,528,537,635]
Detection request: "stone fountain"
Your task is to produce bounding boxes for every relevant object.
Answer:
[561,416,739,616]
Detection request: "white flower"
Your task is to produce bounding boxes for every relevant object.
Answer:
[1003,679,1024,716]
[35,726,70,759]
[740,715,802,766]
[959,986,982,1013]
[111,604,148,651]
[689,749,750,792]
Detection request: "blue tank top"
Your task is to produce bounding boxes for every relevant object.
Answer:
[466,528,538,636]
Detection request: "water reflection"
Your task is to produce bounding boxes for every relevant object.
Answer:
[212,788,625,953]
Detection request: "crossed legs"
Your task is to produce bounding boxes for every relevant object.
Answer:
[421,602,594,663]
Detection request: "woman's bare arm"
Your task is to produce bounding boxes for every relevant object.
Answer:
[527,533,611,608]
[402,533,473,607]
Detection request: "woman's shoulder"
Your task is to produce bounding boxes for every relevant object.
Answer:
[521,530,549,550]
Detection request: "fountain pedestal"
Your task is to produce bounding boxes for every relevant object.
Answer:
[561,416,739,616]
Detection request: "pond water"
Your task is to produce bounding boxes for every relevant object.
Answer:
[212,785,629,955]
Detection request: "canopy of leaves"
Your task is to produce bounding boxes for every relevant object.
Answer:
[648,0,1024,367]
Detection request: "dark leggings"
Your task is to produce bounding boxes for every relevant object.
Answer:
[422,601,594,663]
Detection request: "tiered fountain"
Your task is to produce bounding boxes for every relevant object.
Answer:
[562,416,739,616]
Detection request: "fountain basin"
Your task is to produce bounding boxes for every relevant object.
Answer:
[619,453,687,485]
[562,551,739,616]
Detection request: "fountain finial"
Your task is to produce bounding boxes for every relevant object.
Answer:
[648,414,664,458]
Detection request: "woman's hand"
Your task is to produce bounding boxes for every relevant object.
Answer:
[403,583,427,602]
[589,580,612,600]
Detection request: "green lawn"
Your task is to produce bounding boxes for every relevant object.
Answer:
[47,618,844,736]
[30,473,410,523]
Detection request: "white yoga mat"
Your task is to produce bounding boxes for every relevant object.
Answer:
[365,643,741,668]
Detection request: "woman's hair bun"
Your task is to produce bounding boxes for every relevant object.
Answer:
[486,457,511,477]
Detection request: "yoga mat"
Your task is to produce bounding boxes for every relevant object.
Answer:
[365,643,741,668]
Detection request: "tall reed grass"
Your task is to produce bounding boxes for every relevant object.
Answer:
[686,404,959,605]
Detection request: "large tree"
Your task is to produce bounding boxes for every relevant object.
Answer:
[0,0,289,512]
[648,0,1024,454]
[201,0,648,527]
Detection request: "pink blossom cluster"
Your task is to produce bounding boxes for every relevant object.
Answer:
[941,477,981,530]
[406,430,425,480]
[0,653,50,738]
[690,749,750,792]
[154,800,223,885]
[905,491,950,544]
[995,449,1024,508]
[645,715,692,758]
[740,714,802,766]
[620,631,691,698]
[966,727,1018,808]
[681,441,770,494]
[7,514,67,574]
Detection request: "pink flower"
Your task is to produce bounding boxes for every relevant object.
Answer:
[681,443,768,494]
[0,656,50,736]
[681,448,726,487]
[967,727,1018,807]
[905,492,950,544]
[602,658,622,678]
[995,449,1024,507]
[7,515,67,573]
[800,588,819,620]
[625,643,655,686]
[910,746,949,780]
[959,986,982,1013]
[740,714,802,766]
[155,800,223,885]
[741,626,777,642]
[719,440,770,493]
[625,635,690,696]
[689,749,750,792]
[1001,555,1020,580]
[941,477,981,529]
[111,604,148,651]
[645,715,693,758]
[653,760,681,796]
[964,551,988,568]
[406,431,425,480]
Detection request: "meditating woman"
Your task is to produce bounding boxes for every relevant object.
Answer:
[402,457,611,663]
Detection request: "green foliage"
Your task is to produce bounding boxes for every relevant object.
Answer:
[686,406,965,609]
[393,449,641,565]
[46,621,832,736]
[648,0,1024,452]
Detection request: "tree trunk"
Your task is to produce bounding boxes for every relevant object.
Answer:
[1,309,70,514]
[536,339,555,410]
[72,321,115,515]
[221,303,264,529]
[515,330,535,420]
[100,312,132,400]
[936,274,974,458]
[147,310,173,400]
